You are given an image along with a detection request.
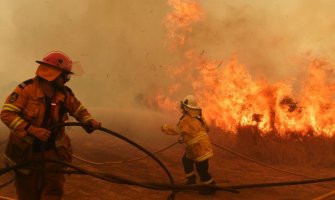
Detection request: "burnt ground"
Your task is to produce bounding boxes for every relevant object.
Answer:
[1,108,335,200]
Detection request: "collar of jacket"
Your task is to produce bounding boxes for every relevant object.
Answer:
[32,76,66,103]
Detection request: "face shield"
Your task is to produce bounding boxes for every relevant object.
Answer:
[70,61,84,77]
[59,61,83,82]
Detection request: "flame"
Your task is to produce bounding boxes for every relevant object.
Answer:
[150,0,335,137]
[164,0,204,47]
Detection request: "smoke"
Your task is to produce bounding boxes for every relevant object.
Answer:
[0,0,175,136]
[193,0,335,82]
[0,0,172,108]
[1,0,335,134]
[2,0,335,103]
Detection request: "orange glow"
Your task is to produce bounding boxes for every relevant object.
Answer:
[164,0,204,47]
[152,0,335,137]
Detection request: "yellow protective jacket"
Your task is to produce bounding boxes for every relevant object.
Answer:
[163,111,213,162]
[0,77,94,166]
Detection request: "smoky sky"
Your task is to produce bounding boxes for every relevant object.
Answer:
[1,0,335,108]
[197,0,335,81]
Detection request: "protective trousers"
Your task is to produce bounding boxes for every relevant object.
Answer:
[15,149,65,200]
[182,154,213,184]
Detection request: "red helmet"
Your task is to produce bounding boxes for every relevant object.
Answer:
[35,51,74,81]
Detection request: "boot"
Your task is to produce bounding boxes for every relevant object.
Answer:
[185,175,196,185]
[199,180,216,195]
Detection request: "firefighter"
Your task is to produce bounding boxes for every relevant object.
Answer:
[161,95,216,195]
[0,51,101,200]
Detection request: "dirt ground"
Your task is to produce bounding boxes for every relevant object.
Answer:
[1,109,335,200]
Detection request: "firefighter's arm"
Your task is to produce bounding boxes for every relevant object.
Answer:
[1,87,30,137]
[1,86,52,142]
[64,87,101,133]
[161,124,182,135]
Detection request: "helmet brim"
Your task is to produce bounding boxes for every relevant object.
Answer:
[183,103,201,110]
[36,61,74,74]
[36,64,63,81]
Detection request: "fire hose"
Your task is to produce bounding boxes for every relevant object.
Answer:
[0,123,233,199]
[0,121,238,199]
[211,143,317,179]
[72,139,316,180]
[73,142,179,165]
[3,158,335,193]
[0,126,318,179]
[59,122,179,200]
[0,122,180,200]
[1,123,335,199]
[0,170,14,189]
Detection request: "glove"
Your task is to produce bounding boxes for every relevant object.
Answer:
[161,124,182,135]
[83,119,101,134]
[27,125,51,142]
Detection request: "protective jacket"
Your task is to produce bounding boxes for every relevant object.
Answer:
[0,77,93,167]
[163,110,213,162]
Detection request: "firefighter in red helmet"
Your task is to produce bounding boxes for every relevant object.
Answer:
[161,95,216,195]
[1,51,101,200]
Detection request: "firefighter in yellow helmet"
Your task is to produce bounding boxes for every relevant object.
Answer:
[0,51,101,200]
[161,95,215,195]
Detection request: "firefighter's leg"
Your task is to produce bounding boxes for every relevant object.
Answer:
[15,171,41,200]
[182,154,196,184]
[195,159,216,195]
[40,150,65,200]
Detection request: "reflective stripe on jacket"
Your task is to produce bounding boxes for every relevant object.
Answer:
[177,114,213,162]
[0,77,92,164]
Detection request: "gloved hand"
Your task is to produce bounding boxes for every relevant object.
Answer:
[27,125,51,142]
[161,124,182,135]
[83,119,101,133]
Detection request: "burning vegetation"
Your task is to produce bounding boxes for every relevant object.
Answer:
[145,0,335,165]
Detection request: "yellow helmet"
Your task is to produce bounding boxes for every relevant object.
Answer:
[181,95,200,109]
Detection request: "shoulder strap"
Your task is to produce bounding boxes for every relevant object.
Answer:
[18,79,33,89]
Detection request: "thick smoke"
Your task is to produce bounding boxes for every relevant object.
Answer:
[195,0,335,82]
[0,0,171,108]
[1,0,335,135]
[0,0,174,136]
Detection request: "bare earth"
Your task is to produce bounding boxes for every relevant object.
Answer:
[1,109,335,200]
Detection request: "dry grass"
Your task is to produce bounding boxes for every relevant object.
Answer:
[228,125,335,166]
